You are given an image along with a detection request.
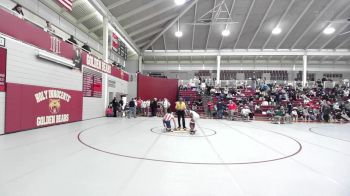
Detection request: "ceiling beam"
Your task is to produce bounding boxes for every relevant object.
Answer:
[290,0,336,49]
[117,0,165,21]
[335,36,350,49]
[276,0,314,49]
[143,49,350,57]
[129,13,178,37]
[77,11,97,23]
[233,0,256,49]
[191,3,198,51]
[219,0,236,50]
[86,0,140,54]
[74,0,86,7]
[142,0,198,52]
[205,0,219,50]
[90,24,103,32]
[262,0,296,49]
[107,0,130,10]
[137,40,150,48]
[305,3,350,49]
[124,4,178,30]
[248,0,275,49]
[133,28,163,42]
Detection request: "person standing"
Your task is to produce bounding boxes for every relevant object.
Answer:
[207,99,214,118]
[128,98,136,118]
[175,97,187,130]
[216,99,224,119]
[151,98,158,117]
[136,97,142,115]
[227,100,237,121]
[163,98,171,115]
[111,97,118,117]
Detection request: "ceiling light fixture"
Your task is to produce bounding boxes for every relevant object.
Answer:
[272,27,282,35]
[174,0,186,6]
[222,29,230,36]
[175,31,183,37]
[323,27,335,35]
[175,20,182,37]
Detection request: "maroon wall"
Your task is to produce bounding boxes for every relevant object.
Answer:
[5,83,83,133]
[0,48,6,92]
[0,8,129,81]
[137,74,178,110]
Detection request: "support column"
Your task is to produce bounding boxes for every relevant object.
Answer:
[303,55,307,87]
[102,17,109,62]
[216,55,221,85]
[102,17,109,108]
[138,55,143,73]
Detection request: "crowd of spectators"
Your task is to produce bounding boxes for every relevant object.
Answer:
[179,77,350,124]
[107,97,172,118]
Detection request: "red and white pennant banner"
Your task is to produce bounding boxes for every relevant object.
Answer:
[58,0,73,11]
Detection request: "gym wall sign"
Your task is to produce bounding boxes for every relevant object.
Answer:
[5,83,83,133]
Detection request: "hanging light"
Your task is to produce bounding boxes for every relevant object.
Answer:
[174,0,186,6]
[272,27,282,35]
[222,29,230,36]
[175,20,182,37]
[175,31,183,37]
[323,27,335,35]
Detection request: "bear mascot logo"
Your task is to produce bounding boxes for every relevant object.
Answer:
[49,99,61,114]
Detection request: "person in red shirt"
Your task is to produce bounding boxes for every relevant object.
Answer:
[136,97,142,115]
[207,99,214,119]
[227,100,237,120]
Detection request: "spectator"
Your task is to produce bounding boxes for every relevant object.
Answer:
[136,97,142,115]
[45,21,55,34]
[207,99,214,118]
[216,99,224,119]
[241,106,252,121]
[163,98,171,115]
[128,98,136,118]
[82,43,91,52]
[175,97,187,130]
[150,98,158,117]
[227,100,237,121]
[12,4,24,16]
[141,99,147,116]
[111,97,120,117]
[67,35,77,45]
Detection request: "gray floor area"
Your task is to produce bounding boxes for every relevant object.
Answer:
[0,117,349,196]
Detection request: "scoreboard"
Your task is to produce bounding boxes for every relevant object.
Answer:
[111,32,128,60]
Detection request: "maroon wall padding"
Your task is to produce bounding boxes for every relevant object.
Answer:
[137,74,178,110]
[0,8,129,82]
[5,83,83,133]
[0,48,6,92]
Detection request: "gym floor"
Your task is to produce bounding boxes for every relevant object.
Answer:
[0,117,349,196]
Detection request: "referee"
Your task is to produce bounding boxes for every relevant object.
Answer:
[175,97,187,130]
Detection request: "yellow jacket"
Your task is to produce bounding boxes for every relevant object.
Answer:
[175,101,186,111]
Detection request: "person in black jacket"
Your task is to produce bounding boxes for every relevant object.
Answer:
[151,98,158,117]
[128,98,136,118]
[111,97,119,117]
[12,4,24,16]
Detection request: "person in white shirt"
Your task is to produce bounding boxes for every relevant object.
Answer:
[141,100,147,116]
[187,110,200,135]
[163,98,171,114]
[241,106,252,120]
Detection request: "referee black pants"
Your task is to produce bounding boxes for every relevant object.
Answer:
[177,110,186,129]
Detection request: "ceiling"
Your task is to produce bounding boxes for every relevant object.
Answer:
[41,0,350,63]
[96,0,350,51]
